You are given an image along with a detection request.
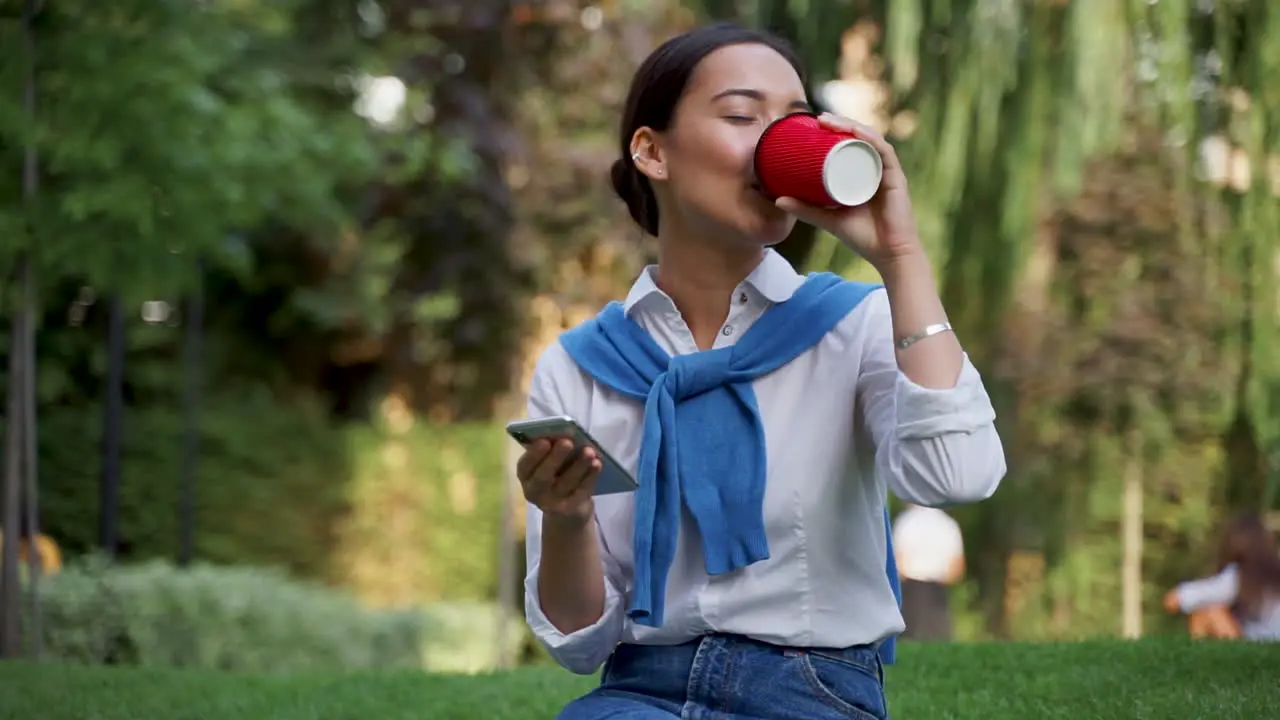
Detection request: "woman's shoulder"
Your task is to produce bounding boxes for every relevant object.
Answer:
[530,338,581,388]
[528,337,596,410]
[822,282,890,345]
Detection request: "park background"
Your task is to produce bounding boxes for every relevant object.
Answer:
[0,0,1277,715]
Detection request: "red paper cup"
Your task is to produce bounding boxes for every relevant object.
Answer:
[754,112,883,208]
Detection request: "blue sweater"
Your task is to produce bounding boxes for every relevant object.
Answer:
[560,272,901,663]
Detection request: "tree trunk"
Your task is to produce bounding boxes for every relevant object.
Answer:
[1120,437,1143,639]
[496,430,519,670]
[0,0,40,659]
[178,261,203,567]
[20,255,41,659]
[0,263,27,658]
[99,294,124,558]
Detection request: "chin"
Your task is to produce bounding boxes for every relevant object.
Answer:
[698,203,796,248]
[745,215,796,248]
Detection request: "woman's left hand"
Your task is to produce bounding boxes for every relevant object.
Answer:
[774,113,923,272]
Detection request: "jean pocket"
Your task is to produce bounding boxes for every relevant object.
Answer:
[799,650,887,720]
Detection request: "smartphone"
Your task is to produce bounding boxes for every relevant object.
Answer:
[505,415,639,496]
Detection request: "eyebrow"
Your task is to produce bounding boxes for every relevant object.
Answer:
[710,88,811,112]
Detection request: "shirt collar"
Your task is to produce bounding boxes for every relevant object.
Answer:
[621,248,805,315]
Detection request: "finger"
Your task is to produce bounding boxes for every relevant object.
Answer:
[532,438,577,484]
[569,459,604,502]
[816,111,860,133]
[552,448,602,497]
[775,196,844,230]
[818,112,882,143]
[550,446,594,495]
[524,439,576,503]
[817,113,900,172]
[515,439,552,482]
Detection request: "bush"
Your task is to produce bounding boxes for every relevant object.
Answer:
[419,601,529,674]
[330,422,511,604]
[40,396,516,612]
[34,557,424,673]
[39,389,350,580]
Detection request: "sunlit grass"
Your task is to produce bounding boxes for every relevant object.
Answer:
[2,639,1273,719]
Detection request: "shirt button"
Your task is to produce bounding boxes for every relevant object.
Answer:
[738,292,748,304]
[722,325,734,337]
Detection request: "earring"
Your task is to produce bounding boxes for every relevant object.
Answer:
[631,153,641,161]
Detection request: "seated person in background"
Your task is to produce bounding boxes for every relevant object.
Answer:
[892,503,964,641]
[0,525,62,575]
[1163,513,1280,642]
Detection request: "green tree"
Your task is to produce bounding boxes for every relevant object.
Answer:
[699,0,1280,637]
[0,0,381,655]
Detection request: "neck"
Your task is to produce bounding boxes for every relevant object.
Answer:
[655,232,764,350]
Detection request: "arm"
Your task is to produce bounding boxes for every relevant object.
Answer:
[521,352,627,674]
[524,503,628,674]
[880,253,965,390]
[1172,566,1240,613]
[856,289,1007,506]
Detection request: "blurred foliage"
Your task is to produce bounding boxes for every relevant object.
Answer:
[702,0,1280,639]
[419,600,528,674]
[0,0,380,297]
[333,420,508,605]
[993,129,1235,639]
[36,390,348,578]
[37,397,520,609]
[32,557,424,672]
[31,556,529,674]
[0,0,1277,660]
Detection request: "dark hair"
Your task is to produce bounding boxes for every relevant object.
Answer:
[1216,513,1280,619]
[610,23,806,236]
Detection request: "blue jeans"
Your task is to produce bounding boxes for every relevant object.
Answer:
[558,634,889,720]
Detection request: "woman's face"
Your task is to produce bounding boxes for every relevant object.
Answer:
[653,43,811,246]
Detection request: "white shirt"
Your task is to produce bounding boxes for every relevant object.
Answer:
[892,505,964,583]
[523,249,1006,674]
[1176,564,1280,642]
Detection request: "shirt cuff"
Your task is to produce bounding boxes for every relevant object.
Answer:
[524,568,625,675]
[894,354,997,440]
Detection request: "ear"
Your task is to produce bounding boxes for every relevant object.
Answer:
[628,127,666,182]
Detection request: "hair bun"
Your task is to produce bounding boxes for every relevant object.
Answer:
[610,157,659,236]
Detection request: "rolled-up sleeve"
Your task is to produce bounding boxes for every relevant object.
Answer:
[521,346,628,674]
[856,293,1007,506]
[524,504,628,674]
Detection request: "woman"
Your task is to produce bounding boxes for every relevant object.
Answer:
[517,23,1006,719]
[1164,513,1280,642]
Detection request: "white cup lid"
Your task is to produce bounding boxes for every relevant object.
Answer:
[823,139,883,206]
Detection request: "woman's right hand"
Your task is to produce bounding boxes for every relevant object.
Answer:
[516,438,601,525]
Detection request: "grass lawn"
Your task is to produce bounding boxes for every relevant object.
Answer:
[1,639,1274,719]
